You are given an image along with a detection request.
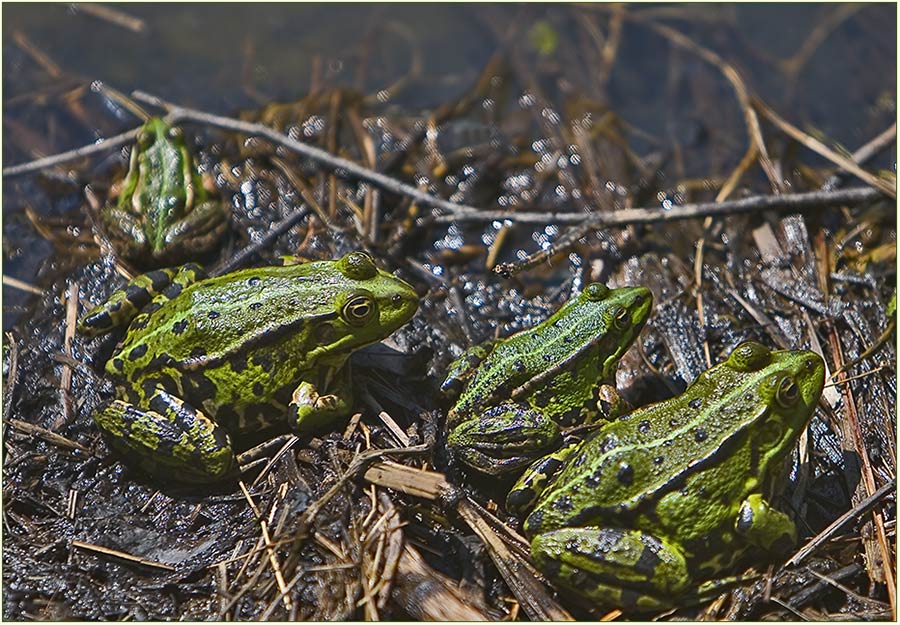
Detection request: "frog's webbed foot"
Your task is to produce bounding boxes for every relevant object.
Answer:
[531,527,690,611]
[93,388,237,483]
[160,200,228,258]
[735,493,797,554]
[79,263,206,336]
[446,402,562,476]
[291,378,353,433]
[506,437,581,516]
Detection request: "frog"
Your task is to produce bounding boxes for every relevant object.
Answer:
[78,251,419,482]
[100,117,228,266]
[509,341,825,611]
[441,283,653,476]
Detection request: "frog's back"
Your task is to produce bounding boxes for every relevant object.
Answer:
[114,266,333,372]
[527,365,764,532]
[455,298,614,413]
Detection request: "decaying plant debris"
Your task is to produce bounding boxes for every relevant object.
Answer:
[3,5,896,621]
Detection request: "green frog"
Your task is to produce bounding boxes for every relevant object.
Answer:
[101,117,227,265]
[78,251,419,482]
[511,341,825,610]
[442,283,652,476]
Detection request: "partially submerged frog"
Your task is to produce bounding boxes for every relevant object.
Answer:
[442,283,652,475]
[79,251,418,482]
[510,341,825,610]
[100,117,227,265]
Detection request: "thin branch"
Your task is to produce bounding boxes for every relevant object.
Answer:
[754,98,896,198]
[130,90,497,218]
[2,127,139,177]
[786,478,896,567]
[440,187,885,226]
[821,123,897,191]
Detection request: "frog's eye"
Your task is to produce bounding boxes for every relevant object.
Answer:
[341,251,377,280]
[342,292,377,326]
[167,126,184,141]
[775,377,800,407]
[729,341,771,371]
[585,283,609,301]
[609,305,629,330]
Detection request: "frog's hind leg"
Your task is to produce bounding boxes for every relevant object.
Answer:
[446,402,562,476]
[93,387,237,483]
[506,437,581,516]
[531,527,691,611]
[79,263,205,336]
[160,200,227,259]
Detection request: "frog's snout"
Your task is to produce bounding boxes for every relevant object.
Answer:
[385,288,419,325]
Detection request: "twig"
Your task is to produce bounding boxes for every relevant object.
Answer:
[448,187,884,226]
[238,481,292,611]
[7,418,91,454]
[787,478,895,567]
[821,123,897,191]
[2,126,140,177]
[76,3,146,33]
[632,17,784,192]
[2,275,44,295]
[130,90,499,218]
[753,98,896,198]
[70,540,175,571]
[209,206,310,277]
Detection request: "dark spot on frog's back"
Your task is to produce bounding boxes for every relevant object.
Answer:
[182,372,218,403]
[230,356,247,374]
[172,319,189,335]
[689,397,702,409]
[207,310,220,320]
[252,353,272,372]
[190,346,206,359]
[616,463,634,486]
[634,542,663,576]
[247,277,260,287]
[128,344,148,360]
[249,302,262,311]
[637,419,651,433]
[694,428,708,443]
[253,382,264,396]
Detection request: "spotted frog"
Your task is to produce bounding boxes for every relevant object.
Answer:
[79,251,418,482]
[441,283,652,476]
[101,117,227,265]
[511,341,825,610]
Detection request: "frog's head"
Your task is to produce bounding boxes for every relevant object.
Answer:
[325,251,419,348]
[563,283,653,378]
[135,117,186,153]
[725,341,825,472]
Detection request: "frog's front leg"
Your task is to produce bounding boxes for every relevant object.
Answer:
[446,403,562,476]
[79,263,205,335]
[506,438,581,516]
[291,364,354,432]
[531,527,691,611]
[94,386,237,482]
[735,493,797,554]
[440,339,500,397]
